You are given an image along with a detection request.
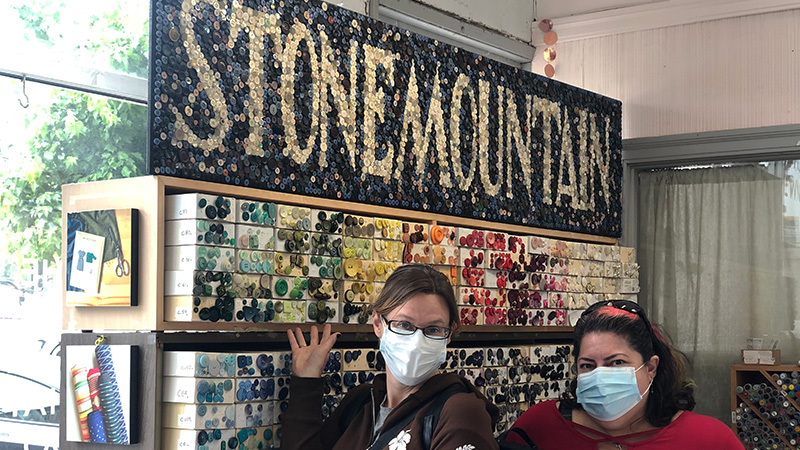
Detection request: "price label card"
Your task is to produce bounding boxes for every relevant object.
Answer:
[175,307,191,321]
[178,413,195,428]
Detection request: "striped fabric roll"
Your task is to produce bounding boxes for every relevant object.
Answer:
[95,345,130,445]
[70,365,92,442]
[87,368,102,411]
[87,410,107,443]
[98,373,128,444]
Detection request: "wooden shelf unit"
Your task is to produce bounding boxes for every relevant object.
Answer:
[731,364,800,448]
[62,175,615,332]
[60,329,574,450]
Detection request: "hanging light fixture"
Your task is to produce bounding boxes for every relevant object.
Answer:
[538,20,558,78]
[543,47,556,62]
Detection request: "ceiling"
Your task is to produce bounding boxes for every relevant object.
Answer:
[533,0,800,44]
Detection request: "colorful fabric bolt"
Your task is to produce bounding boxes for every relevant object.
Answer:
[88,410,107,443]
[71,365,92,442]
[96,345,130,445]
[87,368,102,411]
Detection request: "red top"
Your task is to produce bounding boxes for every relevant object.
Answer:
[507,400,744,449]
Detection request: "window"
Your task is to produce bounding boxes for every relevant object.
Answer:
[0,1,147,447]
[628,151,800,420]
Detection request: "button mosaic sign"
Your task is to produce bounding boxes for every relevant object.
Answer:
[149,0,623,237]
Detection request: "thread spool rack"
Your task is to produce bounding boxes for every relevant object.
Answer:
[732,365,800,449]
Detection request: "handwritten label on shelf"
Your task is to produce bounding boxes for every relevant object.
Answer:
[178,413,194,427]
[176,388,190,400]
[175,307,191,320]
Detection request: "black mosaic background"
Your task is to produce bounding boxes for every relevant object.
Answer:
[148,0,623,237]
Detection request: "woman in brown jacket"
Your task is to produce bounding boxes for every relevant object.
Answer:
[282,264,499,450]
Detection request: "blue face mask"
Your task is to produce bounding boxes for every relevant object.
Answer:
[576,363,652,422]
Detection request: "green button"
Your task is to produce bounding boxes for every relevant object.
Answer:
[307,303,318,319]
[275,279,288,296]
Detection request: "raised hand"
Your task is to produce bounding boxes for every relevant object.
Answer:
[286,324,340,378]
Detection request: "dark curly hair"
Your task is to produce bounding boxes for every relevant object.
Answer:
[562,301,695,427]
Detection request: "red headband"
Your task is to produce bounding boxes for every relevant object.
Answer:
[596,305,668,346]
[596,305,638,321]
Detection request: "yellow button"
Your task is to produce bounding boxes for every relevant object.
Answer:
[345,259,358,277]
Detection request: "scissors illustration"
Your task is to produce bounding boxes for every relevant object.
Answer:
[109,226,131,277]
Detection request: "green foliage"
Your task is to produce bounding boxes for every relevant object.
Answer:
[15,0,63,43]
[0,92,146,261]
[1,1,148,263]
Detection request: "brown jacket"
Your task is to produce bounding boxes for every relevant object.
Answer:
[282,373,500,450]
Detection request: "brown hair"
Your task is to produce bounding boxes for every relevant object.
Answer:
[368,264,459,332]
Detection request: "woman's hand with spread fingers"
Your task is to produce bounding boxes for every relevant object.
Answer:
[287,324,340,378]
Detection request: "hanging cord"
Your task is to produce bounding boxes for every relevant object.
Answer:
[18,74,29,108]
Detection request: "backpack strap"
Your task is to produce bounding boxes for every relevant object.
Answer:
[421,384,469,450]
[338,387,372,434]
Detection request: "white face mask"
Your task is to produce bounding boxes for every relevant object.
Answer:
[379,323,447,386]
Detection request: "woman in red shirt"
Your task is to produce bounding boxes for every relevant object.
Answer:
[508,300,743,449]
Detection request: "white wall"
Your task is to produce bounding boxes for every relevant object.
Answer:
[532,9,800,139]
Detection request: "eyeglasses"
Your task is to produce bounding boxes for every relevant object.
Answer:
[382,316,452,340]
[582,300,653,334]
